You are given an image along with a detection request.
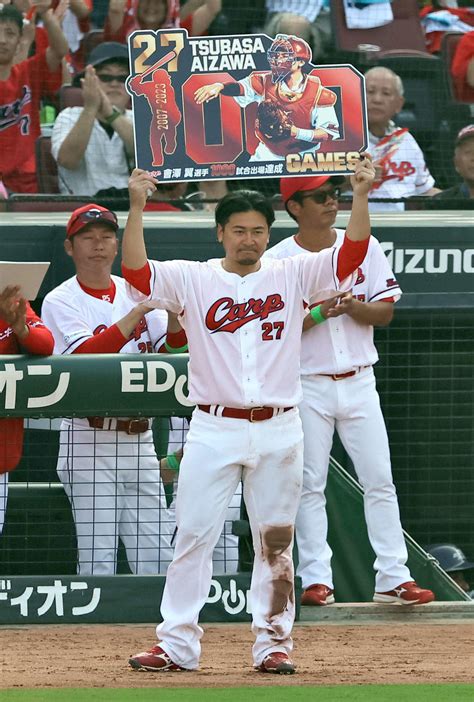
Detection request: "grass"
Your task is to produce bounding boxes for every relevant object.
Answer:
[1,685,474,702]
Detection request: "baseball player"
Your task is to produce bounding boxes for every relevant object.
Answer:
[194,34,339,162]
[41,204,184,576]
[265,175,435,606]
[0,285,54,535]
[124,156,374,675]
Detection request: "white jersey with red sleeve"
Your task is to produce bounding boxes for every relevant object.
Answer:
[265,230,402,375]
[127,251,355,408]
[41,274,167,355]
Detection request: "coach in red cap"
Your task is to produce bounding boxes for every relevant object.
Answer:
[41,203,187,576]
[265,158,435,608]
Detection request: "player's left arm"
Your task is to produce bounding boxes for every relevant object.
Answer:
[33,0,68,71]
[305,294,394,329]
[290,105,340,143]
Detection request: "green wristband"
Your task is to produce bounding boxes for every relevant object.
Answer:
[166,452,181,472]
[310,305,326,325]
[164,341,189,354]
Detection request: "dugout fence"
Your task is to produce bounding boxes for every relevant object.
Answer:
[0,352,468,617]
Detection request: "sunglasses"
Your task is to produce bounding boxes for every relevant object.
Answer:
[96,74,128,84]
[301,187,342,204]
[68,208,118,237]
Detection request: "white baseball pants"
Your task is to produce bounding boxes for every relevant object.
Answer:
[157,407,304,670]
[57,419,168,576]
[296,367,411,593]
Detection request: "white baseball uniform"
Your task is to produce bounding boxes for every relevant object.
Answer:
[124,248,358,669]
[266,231,413,593]
[42,275,169,576]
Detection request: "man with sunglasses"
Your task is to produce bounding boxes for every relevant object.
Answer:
[265,173,435,607]
[52,42,134,196]
[41,203,187,575]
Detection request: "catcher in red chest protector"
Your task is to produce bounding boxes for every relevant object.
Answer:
[194,33,340,161]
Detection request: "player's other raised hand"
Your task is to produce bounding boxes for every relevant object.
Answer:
[128,168,158,211]
[350,152,375,196]
[194,82,224,104]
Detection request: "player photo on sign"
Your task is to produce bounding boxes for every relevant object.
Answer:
[126,29,368,183]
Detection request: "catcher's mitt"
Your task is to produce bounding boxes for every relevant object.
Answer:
[256,101,292,142]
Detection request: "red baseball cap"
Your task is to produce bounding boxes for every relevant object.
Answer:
[280,176,345,203]
[66,204,118,238]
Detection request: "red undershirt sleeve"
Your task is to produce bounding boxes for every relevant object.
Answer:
[121,262,152,296]
[337,237,370,282]
[20,326,55,355]
[73,324,129,354]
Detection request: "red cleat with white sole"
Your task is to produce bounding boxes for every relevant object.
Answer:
[257,652,296,675]
[301,583,335,606]
[129,644,188,672]
[373,581,435,605]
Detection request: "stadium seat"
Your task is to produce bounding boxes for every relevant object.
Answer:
[59,85,84,111]
[441,32,467,103]
[331,0,427,54]
[35,135,59,194]
[6,196,86,212]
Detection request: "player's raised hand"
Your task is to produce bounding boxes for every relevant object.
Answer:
[128,168,158,211]
[350,152,375,196]
[0,286,29,339]
[194,82,224,104]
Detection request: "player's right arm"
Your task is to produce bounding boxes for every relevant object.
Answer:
[122,169,188,312]
[122,168,158,275]
[194,74,263,106]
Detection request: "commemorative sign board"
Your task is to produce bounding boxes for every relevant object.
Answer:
[126,30,368,182]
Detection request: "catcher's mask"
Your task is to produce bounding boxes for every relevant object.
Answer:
[267,34,312,83]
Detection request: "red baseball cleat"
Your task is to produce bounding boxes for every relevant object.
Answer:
[301,584,335,606]
[129,644,188,672]
[373,581,435,605]
[257,652,296,675]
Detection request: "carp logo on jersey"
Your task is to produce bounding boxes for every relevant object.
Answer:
[267,34,312,84]
[0,86,31,135]
[206,294,285,333]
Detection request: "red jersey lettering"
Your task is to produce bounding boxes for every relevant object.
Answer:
[206,294,285,333]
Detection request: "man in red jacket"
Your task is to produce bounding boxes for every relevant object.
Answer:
[0,284,54,534]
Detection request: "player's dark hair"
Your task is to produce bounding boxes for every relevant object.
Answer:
[0,4,23,32]
[215,190,275,229]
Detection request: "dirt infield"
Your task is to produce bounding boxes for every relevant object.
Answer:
[1,622,473,689]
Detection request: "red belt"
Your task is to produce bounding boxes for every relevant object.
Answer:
[87,417,150,434]
[320,366,371,381]
[198,405,293,422]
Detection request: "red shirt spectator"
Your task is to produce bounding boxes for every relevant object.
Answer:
[104,0,220,43]
[0,289,54,474]
[420,5,474,54]
[451,31,474,102]
[0,3,67,193]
